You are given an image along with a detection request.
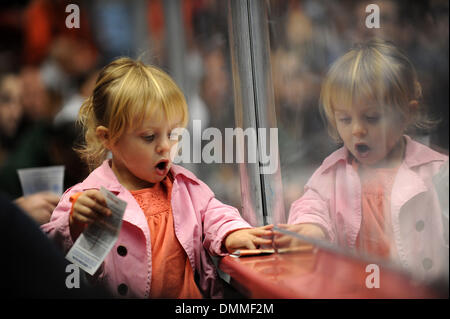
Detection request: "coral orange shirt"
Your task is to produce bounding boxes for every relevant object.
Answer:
[354,161,400,260]
[131,176,203,299]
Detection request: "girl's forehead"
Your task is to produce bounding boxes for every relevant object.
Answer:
[331,85,383,109]
[332,96,385,113]
[133,113,182,131]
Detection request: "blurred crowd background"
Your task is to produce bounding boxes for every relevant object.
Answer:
[0,0,448,217]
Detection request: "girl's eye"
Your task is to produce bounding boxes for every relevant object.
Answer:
[338,117,351,124]
[143,135,155,143]
[366,115,380,123]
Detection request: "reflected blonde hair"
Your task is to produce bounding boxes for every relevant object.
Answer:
[320,38,431,142]
[76,57,188,171]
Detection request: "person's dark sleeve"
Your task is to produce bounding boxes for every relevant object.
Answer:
[0,193,110,298]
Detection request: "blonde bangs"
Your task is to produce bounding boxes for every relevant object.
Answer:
[320,52,363,140]
[106,63,188,142]
[142,66,189,128]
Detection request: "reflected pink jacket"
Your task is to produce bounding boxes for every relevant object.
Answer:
[289,136,449,281]
[42,160,251,298]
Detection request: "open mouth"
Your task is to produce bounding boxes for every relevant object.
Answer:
[155,160,169,176]
[355,143,370,158]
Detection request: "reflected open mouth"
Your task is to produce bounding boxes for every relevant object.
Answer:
[355,143,370,158]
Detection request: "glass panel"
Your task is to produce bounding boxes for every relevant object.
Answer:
[269,0,449,286]
[163,0,243,210]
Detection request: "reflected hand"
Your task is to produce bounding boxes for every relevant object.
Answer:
[224,224,274,253]
[274,223,326,249]
[14,191,60,225]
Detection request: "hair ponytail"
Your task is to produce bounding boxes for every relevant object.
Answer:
[75,95,109,171]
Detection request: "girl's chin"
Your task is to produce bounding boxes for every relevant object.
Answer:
[148,174,167,184]
[357,155,394,168]
[353,152,378,166]
[139,172,168,185]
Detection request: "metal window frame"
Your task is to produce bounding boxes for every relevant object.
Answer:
[228,0,285,226]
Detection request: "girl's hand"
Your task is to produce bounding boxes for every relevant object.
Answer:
[274,223,325,248]
[224,224,274,253]
[69,189,111,240]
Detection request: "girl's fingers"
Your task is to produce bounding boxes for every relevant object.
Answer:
[86,190,107,206]
[74,204,105,221]
[251,225,274,236]
[73,213,95,225]
[92,203,111,216]
[252,230,273,237]
[244,238,257,250]
[77,196,110,217]
[272,230,284,236]
[274,235,292,247]
[275,224,303,234]
[253,237,273,246]
[274,240,292,249]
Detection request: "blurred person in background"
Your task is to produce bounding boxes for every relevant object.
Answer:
[0,1,27,73]
[0,0,97,214]
[270,1,337,209]
[88,0,139,66]
[20,66,61,123]
[0,73,62,224]
[352,0,403,44]
[0,67,89,202]
[53,69,98,125]
[196,43,242,209]
[22,0,97,68]
[401,0,449,152]
[0,73,23,164]
[0,66,62,199]
[180,1,241,209]
[0,72,83,226]
[22,0,98,118]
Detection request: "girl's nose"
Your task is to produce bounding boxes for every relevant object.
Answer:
[352,120,367,137]
[156,136,171,154]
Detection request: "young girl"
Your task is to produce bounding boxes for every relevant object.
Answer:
[281,39,448,282]
[41,57,273,298]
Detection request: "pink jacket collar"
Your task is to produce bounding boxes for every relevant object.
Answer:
[320,135,447,172]
[79,160,199,192]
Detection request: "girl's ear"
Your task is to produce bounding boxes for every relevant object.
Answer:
[409,100,419,109]
[96,126,111,149]
[405,100,419,126]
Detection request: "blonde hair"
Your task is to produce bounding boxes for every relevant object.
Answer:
[320,38,432,142]
[76,57,188,171]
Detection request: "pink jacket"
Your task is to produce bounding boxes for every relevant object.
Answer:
[289,136,449,281]
[42,160,251,298]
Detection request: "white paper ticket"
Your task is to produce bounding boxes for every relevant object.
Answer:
[66,187,127,275]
